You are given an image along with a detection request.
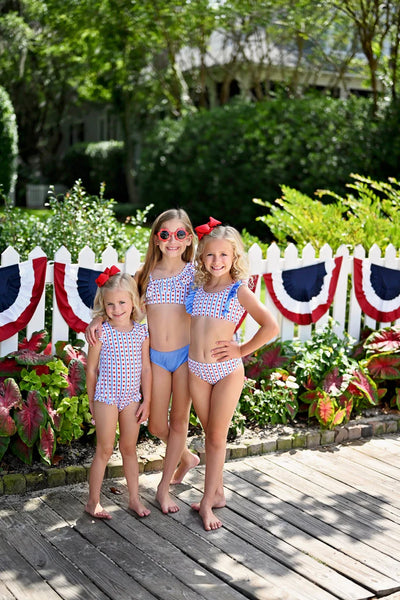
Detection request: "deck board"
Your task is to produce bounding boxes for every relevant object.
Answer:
[0,433,400,600]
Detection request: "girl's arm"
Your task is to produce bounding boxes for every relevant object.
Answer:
[137,337,152,423]
[86,341,102,419]
[212,286,279,361]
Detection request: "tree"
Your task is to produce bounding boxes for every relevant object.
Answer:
[0,85,18,196]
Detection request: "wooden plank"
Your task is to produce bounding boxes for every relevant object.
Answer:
[228,455,400,575]
[352,437,400,469]
[286,445,400,518]
[250,453,400,544]
[0,580,15,600]
[1,497,110,600]
[140,473,339,600]
[72,484,248,600]
[43,488,206,600]
[331,442,400,479]
[183,467,395,598]
[260,450,400,530]
[0,531,61,600]
[222,459,400,595]
[5,493,156,600]
[174,472,372,600]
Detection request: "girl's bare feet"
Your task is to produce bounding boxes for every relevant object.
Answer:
[85,502,112,520]
[191,492,226,531]
[171,451,200,484]
[156,485,180,514]
[129,498,151,517]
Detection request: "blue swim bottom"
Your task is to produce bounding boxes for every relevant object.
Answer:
[150,345,189,373]
[188,357,242,385]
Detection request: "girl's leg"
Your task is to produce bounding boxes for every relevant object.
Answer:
[191,366,244,531]
[85,402,118,519]
[119,403,150,517]
[156,363,199,513]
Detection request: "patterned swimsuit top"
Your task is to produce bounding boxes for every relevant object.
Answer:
[185,280,246,325]
[145,262,195,305]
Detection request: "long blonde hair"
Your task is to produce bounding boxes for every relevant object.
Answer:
[137,208,195,302]
[92,273,140,321]
[194,225,249,287]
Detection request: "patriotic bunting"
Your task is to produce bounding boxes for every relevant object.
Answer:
[353,258,400,322]
[263,257,343,325]
[0,257,47,341]
[53,263,102,332]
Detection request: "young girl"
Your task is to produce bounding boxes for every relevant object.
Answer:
[186,218,279,531]
[86,209,199,514]
[85,268,152,519]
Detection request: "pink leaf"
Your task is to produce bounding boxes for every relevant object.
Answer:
[18,330,50,352]
[14,390,47,446]
[364,327,400,354]
[365,353,400,380]
[64,360,86,397]
[0,406,16,437]
[317,394,335,425]
[45,398,62,430]
[3,378,22,410]
[38,423,55,465]
[10,437,33,465]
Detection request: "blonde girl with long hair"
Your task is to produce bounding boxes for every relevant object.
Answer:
[186,218,279,531]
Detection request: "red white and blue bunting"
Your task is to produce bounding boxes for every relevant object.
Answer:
[263,257,343,325]
[0,257,47,341]
[54,263,102,332]
[353,257,400,322]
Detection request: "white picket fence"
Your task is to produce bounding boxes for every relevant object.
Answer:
[1,241,399,356]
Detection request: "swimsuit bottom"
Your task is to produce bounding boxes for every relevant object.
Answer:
[188,357,242,385]
[150,344,189,373]
[95,396,140,412]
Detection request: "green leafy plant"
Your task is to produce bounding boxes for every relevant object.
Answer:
[255,174,400,252]
[240,319,382,432]
[0,330,93,465]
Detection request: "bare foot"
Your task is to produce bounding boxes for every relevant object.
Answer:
[191,491,226,512]
[85,502,112,520]
[156,486,180,514]
[129,499,151,518]
[171,452,200,484]
[199,505,222,531]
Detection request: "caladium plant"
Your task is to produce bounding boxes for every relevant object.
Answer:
[239,318,394,431]
[0,330,92,465]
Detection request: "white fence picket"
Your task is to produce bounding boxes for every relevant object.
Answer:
[1,242,400,354]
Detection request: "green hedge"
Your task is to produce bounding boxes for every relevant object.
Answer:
[61,140,128,202]
[0,86,18,196]
[138,96,379,237]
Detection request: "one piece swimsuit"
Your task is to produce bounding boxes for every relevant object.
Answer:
[185,280,246,384]
[145,262,195,372]
[94,321,149,411]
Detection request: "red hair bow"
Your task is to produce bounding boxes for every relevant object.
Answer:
[95,265,121,287]
[195,217,221,240]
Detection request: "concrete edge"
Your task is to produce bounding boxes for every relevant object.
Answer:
[1,414,399,496]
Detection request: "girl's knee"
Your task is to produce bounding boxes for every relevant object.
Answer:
[96,443,114,462]
[148,417,168,440]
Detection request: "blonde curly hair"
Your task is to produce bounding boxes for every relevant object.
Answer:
[194,224,249,287]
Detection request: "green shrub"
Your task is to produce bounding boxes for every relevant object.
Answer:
[139,95,376,237]
[0,86,18,196]
[61,141,128,202]
[255,174,400,251]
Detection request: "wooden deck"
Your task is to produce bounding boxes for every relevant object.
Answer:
[1,434,400,600]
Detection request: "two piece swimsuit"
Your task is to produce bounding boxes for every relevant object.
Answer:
[145,262,195,372]
[94,320,149,411]
[185,281,246,385]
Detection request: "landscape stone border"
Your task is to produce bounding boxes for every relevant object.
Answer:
[1,414,399,496]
